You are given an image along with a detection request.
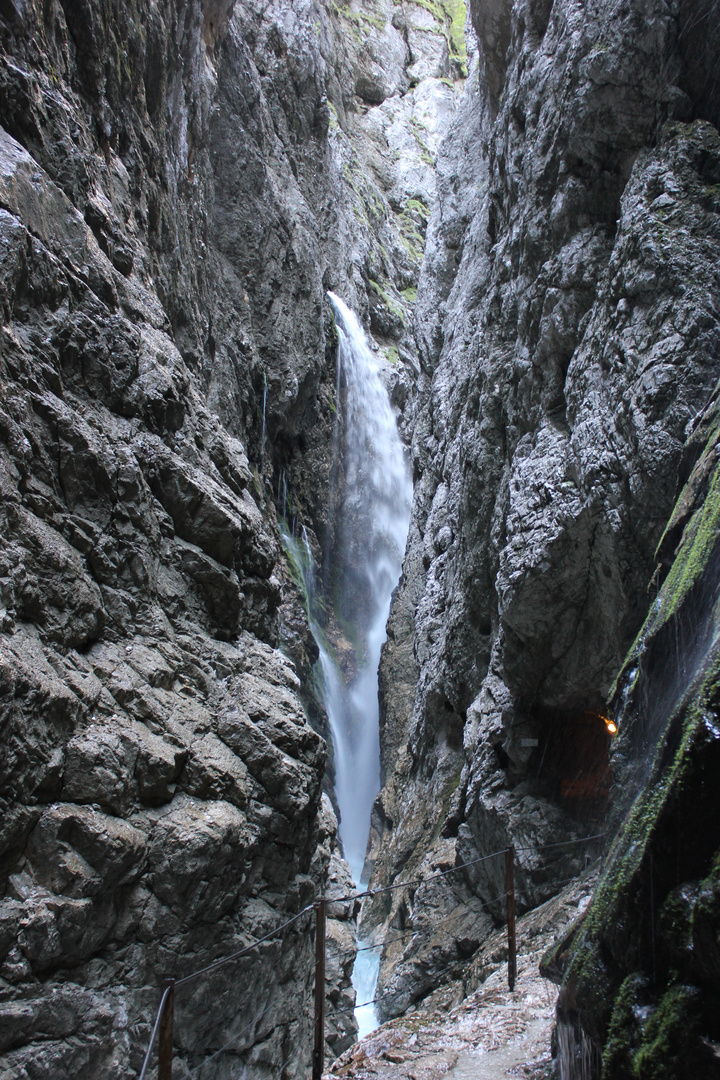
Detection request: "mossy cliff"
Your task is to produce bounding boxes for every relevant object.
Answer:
[544,389,720,1079]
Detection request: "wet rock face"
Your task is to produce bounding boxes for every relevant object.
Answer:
[204,0,467,551]
[0,2,340,1077]
[0,0,470,1071]
[546,386,720,1077]
[370,0,720,1016]
[197,0,468,811]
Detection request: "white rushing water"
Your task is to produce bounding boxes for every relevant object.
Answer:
[325,291,412,884]
[282,294,412,1038]
[327,292,412,1037]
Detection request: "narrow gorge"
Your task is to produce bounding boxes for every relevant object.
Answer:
[0,1,719,1079]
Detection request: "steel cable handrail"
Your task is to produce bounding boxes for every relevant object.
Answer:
[335,881,521,970]
[175,903,315,988]
[138,904,314,1078]
[327,846,508,907]
[138,983,173,1080]
[327,831,604,908]
[514,832,605,852]
[137,830,604,1073]
[325,869,596,1022]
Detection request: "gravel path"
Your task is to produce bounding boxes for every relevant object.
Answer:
[326,870,598,1080]
[445,1018,552,1079]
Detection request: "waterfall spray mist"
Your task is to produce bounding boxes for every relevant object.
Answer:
[324,291,412,884]
[281,294,412,1038]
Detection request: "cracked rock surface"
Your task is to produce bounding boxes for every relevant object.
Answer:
[0,0,471,1072]
[368,0,720,1019]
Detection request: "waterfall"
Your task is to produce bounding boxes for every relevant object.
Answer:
[324,291,412,884]
[281,293,412,1039]
[328,293,412,1039]
[260,371,267,487]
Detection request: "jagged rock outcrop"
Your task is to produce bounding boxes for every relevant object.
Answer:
[201,0,468,786]
[204,0,467,542]
[366,0,720,1021]
[0,17,326,1066]
[543,379,720,1078]
[0,0,472,1073]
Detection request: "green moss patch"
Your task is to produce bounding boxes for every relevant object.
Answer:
[602,974,651,1080]
[632,984,703,1079]
[401,0,467,75]
[609,394,720,702]
[368,278,407,324]
[655,465,720,627]
[554,651,720,1070]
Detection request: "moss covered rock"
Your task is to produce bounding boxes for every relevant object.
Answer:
[547,390,720,1077]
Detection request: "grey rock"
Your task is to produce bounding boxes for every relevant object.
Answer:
[0,0,401,1072]
[313,795,360,1057]
[2,0,481,1052]
[370,0,720,1017]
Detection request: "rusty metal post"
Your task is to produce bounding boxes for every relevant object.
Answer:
[505,845,516,992]
[158,979,175,1080]
[312,898,326,1080]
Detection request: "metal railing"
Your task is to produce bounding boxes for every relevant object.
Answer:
[137,832,605,1079]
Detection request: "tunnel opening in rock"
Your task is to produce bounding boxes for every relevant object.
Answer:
[535,710,614,824]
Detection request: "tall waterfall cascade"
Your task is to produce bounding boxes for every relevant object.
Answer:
[330,293,413,1038]
[324,292,412,884]
[282,293,412,1037]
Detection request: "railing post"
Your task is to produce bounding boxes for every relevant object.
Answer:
[312,898,326,1080]
[505,845,516,992]
[158,978,175,1080]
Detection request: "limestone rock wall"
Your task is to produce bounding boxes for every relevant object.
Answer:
[0,0,472,1072]
[544,381,720,1078]
[7,0,718,1065]
[202,0,467,670]
[0,3,329,1076]
[367,0,720,1019]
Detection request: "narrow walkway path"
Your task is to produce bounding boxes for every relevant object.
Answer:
[327,869,598,1080]
[445,1017,552,1080]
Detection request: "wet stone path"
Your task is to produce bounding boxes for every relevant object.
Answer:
[326,870,598,1080]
